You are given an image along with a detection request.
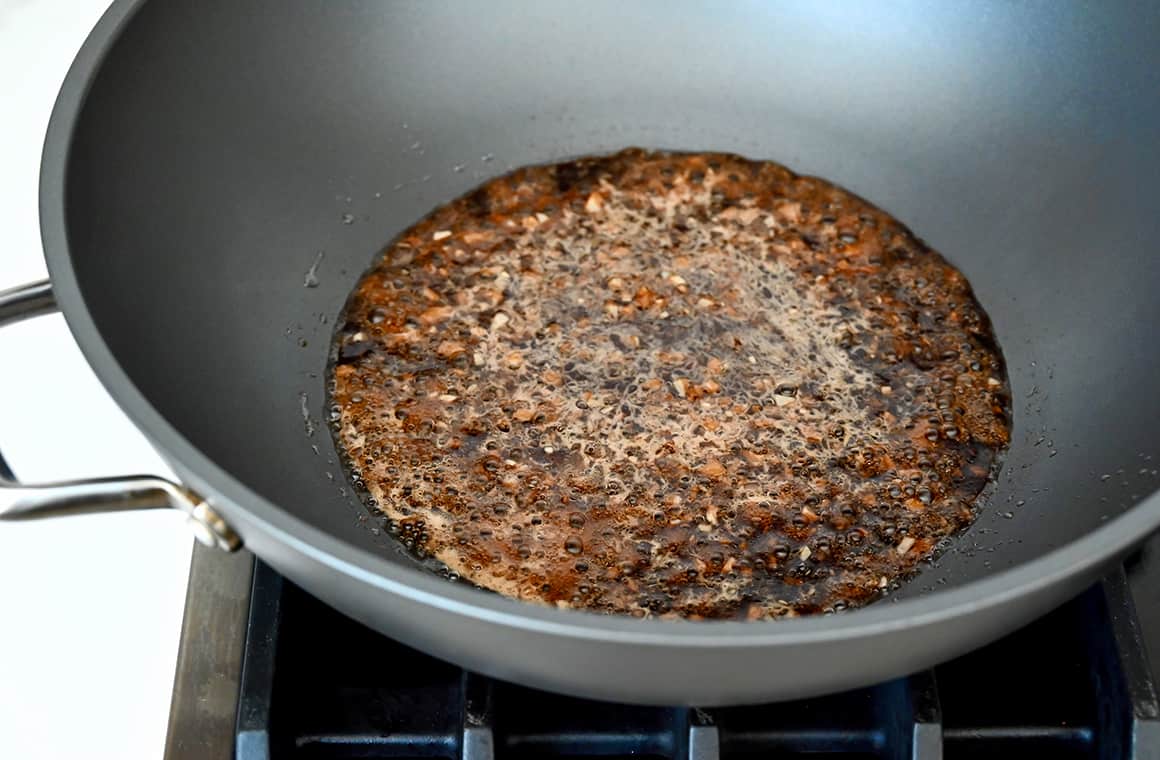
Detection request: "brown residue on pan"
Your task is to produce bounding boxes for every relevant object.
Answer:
[329,148,1011,620]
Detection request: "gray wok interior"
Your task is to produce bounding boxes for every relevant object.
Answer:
[63,0,1160,601]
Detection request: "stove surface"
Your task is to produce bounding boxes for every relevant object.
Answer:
[165,539,1160,760]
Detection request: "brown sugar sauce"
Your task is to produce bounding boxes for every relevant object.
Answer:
[329,149,1011,620]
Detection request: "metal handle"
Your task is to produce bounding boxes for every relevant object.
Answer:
[0,280,240,551]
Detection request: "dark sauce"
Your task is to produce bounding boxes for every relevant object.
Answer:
[329,149,1011,620]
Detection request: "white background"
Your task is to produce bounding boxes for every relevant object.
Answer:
[0,2,193,759]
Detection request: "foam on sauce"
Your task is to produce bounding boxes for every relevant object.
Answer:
[329,149,1011,620]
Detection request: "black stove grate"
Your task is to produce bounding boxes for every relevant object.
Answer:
[235,563,1160,759]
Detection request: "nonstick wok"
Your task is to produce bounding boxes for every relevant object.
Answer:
[3,0,1160,706]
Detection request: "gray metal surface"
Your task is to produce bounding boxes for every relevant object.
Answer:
[164,543,254,760]
[32,0,1160,703]
[0,280,241,550]
[0,280,55,328]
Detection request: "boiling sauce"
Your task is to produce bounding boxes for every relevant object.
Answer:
[329,149,1011,620]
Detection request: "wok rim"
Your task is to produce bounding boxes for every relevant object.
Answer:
[37,0,1160,649]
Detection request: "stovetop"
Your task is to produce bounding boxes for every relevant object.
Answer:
[164,540,1160,760]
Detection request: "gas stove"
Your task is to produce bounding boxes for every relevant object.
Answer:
[163,540,1160,760]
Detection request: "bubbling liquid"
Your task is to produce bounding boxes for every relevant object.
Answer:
[329,149,1011,620]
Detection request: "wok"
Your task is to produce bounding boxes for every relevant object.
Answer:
[2,0,1160,705]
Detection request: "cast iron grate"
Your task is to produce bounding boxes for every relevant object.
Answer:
[236,563,1160,760]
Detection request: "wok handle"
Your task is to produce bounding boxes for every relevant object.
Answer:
[0,280,241,551]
